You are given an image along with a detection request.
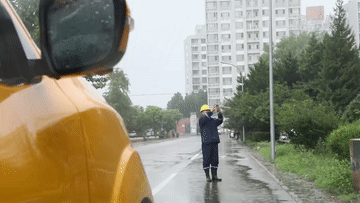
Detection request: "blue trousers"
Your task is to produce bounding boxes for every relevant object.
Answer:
[202,142,219,172]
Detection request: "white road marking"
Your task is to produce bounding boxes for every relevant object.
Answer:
[152,152,201,196]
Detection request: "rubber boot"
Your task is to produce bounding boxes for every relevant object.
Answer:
[205,170,212,182]
[211,170,222,182]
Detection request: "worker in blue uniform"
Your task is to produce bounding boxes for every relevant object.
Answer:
[199,104,223,182]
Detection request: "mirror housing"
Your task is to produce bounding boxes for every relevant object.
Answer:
[39,0,131,78]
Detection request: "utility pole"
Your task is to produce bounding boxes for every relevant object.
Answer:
[269,0,276,161]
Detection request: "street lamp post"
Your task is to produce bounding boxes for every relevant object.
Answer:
[220,61,245,143]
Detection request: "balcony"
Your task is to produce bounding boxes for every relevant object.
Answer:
[207,39,219,44]
[220,6,231,11]
[208,61,219,66]
[208,85,220,88]
[206,5,217,11]
[247,37,260,42]
[208,73,220,77]
[289,13,300,18]
[206,18,218,22]
[207,50,219,55]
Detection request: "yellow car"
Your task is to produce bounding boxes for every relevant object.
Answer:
[0,0,153,202]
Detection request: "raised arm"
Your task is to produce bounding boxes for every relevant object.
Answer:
[216,112,223,126]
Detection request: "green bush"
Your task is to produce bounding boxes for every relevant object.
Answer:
[250,132,270,142]
[326,119,360,161]
[342,94,360,124]
[277,99,339,149]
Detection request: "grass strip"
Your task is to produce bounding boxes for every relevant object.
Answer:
[249,141,360,202]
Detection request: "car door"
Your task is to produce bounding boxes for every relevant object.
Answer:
[0,0,89,201]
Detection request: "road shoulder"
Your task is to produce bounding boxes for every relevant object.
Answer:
[238,140,343,203]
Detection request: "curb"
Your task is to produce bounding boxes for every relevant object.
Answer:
[238,140,301,203]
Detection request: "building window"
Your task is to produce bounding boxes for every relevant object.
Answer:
[207,34,218,42]
[222,56,231,62]
[208,77,220,85]
[192,70,200,75]
[202,54,207,59]
[236,44,244,51]
[208,56,219,62]
[221,23,231,31]
[201,39,206,43]
[208,45,219,52]
[221,12,230,20]
[209,88,220,96]
[206,12,218,20]
[202,62,207,67]
[236,33,244,40]
[223,88,233,96]
[191,39,198,44]
[202,77,207,83]
[202,70,207,75]
[222,66,232,74]
[221,45,232,53]
[236,55,244,62]
[235,0,242,8]
[207,23,218,31]
[235,11,242,18]
[262,21,268,28]
[208,66,219,74]
[235,22,243,29]
[223,78,232,85]
[201,46,206,51]
[206,1,217,9]
[221,34,231,42]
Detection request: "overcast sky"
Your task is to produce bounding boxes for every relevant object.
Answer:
[98,0,341,109]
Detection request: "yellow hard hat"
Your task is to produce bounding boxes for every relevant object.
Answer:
[200,104,211,112]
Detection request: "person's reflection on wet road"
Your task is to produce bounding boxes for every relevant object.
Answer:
[204,182,220,203]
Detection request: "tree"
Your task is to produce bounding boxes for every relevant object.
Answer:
[167,92,184,116]
[126,106,151,140]
[145,106,164,137]
[243,56,269,95]
[274,51,301,88]
[103,69,132,128]
[162,109,182,135]
[10,0,40,46]
[316,0,360,113]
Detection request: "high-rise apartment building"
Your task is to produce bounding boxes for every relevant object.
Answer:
[344,0,360,47]
[184,25,208,94]
[205,0,301,106]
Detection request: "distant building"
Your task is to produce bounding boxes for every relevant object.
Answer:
[344,0,360,47]
[184,25,208,94]
[306,6,324,21]
[300,14,331,34]
[300,6,330,34]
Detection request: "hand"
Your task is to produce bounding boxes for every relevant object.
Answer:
[210,105,216,112]
[217,108,222,113]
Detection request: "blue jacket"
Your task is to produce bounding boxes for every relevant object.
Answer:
[199,111,223,144]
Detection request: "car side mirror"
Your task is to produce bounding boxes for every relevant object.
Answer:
[39,0,133,78]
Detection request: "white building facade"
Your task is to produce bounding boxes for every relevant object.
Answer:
[184,25,208,94]
[205,0,302,106]
[344,0,360,47]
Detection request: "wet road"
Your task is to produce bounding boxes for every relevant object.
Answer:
[132,135,297,203]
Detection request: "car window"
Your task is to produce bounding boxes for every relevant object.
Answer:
[10,0,40,47]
